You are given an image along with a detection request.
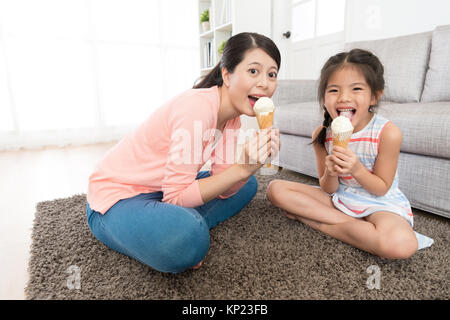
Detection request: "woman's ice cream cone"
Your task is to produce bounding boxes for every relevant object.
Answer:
[254,97,275,168]
[256,112,274,129]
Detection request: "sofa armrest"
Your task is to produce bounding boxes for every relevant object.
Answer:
[272,79,318,106]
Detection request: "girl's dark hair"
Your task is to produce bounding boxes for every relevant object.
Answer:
[193,32,281,89]
[312,48,385,146]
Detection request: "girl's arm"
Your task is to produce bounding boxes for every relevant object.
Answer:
[332,122,402,196]
[312,126,339,194]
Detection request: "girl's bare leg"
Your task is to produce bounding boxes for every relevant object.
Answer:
[266,179,356,225]
[267,180,417,259]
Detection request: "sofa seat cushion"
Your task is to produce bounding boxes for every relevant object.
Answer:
[274,101,322,138]
[421,25,450,102]
[345,31,432,103]
[377,102,450,159]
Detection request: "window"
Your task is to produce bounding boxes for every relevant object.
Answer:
[0,0,200,149]
[317,0,346,37]
[291,0,346,42]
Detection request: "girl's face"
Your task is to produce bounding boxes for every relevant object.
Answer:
[324,65,380,133]
[223,48,278,117]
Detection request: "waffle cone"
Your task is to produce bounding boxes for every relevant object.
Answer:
[256,112,274,168]
[332,130,353,148]
[256,112,274,129]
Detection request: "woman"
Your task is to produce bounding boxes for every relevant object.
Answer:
[86,32,281,273]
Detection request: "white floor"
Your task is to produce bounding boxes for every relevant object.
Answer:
[0,142,118,299]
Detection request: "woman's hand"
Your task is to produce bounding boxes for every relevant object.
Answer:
[330,146,363,175]
[269,128,281,159]
[237,127,272,177]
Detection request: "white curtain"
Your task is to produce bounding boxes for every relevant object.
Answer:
[0,0,200,150]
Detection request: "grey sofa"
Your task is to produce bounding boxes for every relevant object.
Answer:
[272,25,450,219]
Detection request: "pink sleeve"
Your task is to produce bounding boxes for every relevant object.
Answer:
[210,118,249,199]
[161,96,212,207]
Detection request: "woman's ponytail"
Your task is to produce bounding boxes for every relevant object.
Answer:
[193,63,223,89]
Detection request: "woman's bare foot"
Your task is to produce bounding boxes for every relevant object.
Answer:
[192,260,203,270]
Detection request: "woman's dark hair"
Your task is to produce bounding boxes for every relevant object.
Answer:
[193,32,281,89]
[312,48,385,146]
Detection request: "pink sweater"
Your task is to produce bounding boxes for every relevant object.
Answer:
[87,86,247,214]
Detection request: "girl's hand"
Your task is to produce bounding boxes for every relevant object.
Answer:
[237,127,272,177]
[331,146,362,175]
[325,154,340,176]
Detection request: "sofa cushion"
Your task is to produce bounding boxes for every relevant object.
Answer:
[345,31,432,103]
[377,102,450,159]
[272,79,318,105]
[274,101,322,138]
[421,25,450,102]
[276,100,450,159]
[275,100,395,139]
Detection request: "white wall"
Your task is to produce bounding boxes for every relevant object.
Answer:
[271,0,450,80]
[345,0,450,42]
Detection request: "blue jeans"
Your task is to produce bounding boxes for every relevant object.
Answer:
[86,171,257,273]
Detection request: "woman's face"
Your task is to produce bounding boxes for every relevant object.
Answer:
[223,48,278,117]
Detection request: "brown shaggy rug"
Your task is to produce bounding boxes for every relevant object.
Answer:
[26,169,449,300]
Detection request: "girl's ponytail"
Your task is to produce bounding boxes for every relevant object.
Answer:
[312,109,332,146]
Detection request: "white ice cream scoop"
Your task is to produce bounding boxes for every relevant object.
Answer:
[254,97,274,114]
[331,115,354,133]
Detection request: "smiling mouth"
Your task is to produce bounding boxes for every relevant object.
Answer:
[338,108,355,119]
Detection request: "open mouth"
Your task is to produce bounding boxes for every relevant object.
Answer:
[248,95,261,107]
[338,108,355,120]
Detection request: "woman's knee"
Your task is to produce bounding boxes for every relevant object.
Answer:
[245,175,258,198]
[241,175,258,199]
[154,211,210,273]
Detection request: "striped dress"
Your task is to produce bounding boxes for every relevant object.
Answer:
[325,114,414,227]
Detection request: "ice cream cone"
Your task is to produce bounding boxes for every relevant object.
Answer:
[254,97,275,168]
[331,116,354,149]
[332,130,353,148]
[256,112,274,168]
[256,111,274,130]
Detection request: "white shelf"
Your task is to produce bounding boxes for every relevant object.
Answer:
[200,67,214,73]
[200,29,214,38]
[215,22,232,32]
[197,0,272,74]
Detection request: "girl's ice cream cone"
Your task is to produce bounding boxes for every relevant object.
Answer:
[332,131,353,148]
[331,116,354,148]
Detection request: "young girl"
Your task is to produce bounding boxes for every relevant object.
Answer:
[267,48,432,259]
[86,32,281,273]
